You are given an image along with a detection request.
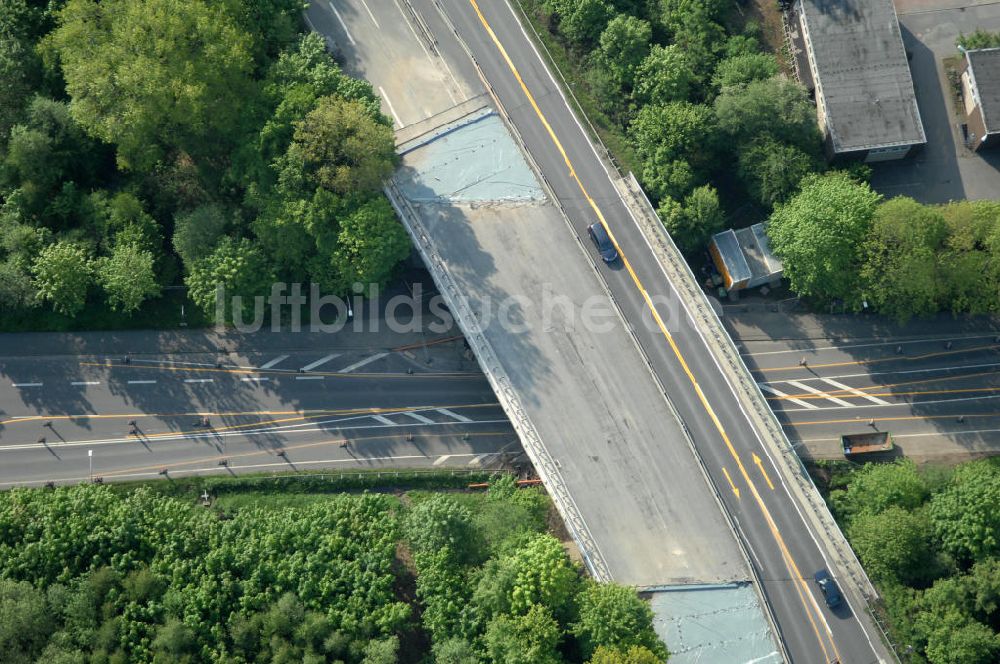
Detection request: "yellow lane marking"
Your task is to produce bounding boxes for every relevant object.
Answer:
[722,467,740,499]
[753,453,775,490]
[464,1,839,660]
[769,386,1000,402]
[766,368,1000,399]
[96,431,515,479]
[757,343,1000,372]
[790,411,1000,427]
[0,403,500,428]
[77,361,478,380]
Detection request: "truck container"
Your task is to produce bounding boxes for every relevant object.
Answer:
[841,431,893,457]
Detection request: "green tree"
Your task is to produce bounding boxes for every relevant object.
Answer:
[715,77,821,154]
[172,204,229,271]
[957,29,1000,50]
[922,609,1000,664]
[862,197,949,321]
[559,0,614,48]
[0,0,43,144]
[767,172,880,305]
[506,534,579,618]
[406,495,481,564]
[930,461,1000,562]
[629,101,716,200]
[598,15,652,89]
[185,236,275,319]
[362,636,399,664]
[0,578,54,664]
[737,137,817,209]
[634,45,696,105]
[329,196,411,292]
[712,53,779,90]
[831,459,929,521]
[288,95,396,195]
[573,582,667,660]
[588,645,665,663]
[96,242,160,313]
[485,604,562,664]
[32,240,92,315]
[413,549,477,643]
[848,507,935,585]
[939,201,1000,315]
[433,638,483,664]
[151,619,198,663]
[47,0,254,170]
[657,185,724,254]
[0,258,36,309]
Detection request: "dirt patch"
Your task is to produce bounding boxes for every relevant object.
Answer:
[747,0,792,72]
[392,541,430,663]
[943,54,965,117]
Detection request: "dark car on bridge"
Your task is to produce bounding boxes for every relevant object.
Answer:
[814,569,843,608]
[587,223,618,263]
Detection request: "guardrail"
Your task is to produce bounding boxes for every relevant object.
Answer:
[617,173,898,662]
[385,178,612,583]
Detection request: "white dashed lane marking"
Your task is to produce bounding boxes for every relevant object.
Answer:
[438,408,473,423]
[404,411,435,424]
[818,378,892,406]
[785,380,854,408]
[71,381,100,386]
[127,380,157,385]
[257,355,289,370]
[300,354,341,372]
[338,352,389,373]
[758,383,818,410]
[184,379,214,384]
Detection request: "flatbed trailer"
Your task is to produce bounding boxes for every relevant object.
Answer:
[842,431,894,457]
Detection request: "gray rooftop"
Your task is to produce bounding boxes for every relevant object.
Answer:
[967,48,1000,134]
[800,0,926,153]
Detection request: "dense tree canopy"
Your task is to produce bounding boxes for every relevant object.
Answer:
[767,172,881,306]
[47,0,254,171]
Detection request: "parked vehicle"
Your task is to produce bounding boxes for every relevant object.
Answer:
[813,569,843,608]
[841,431,893,457]
[587,223,618,263]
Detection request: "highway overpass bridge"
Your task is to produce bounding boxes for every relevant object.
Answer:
[306,1,894,661]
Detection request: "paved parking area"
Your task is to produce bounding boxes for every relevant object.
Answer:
[869,0,1000,202]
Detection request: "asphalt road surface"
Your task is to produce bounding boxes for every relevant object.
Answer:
[0,330,521,487]
[732,312,1000,461]
[418,1,889,661]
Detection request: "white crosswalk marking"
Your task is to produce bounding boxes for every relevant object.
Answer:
[373,415,397,425]
[819,378,892,405]
[758,383,819,410]
[468,454,491,466]
[300,353,341,372]
[785,380,854,407]
[405,411,436,424]
[257,355,289,370]
[433,455,452,466]
[438,408,473,423]
[338,352,389,373]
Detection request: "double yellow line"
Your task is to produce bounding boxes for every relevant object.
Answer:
[465,2,840,660]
